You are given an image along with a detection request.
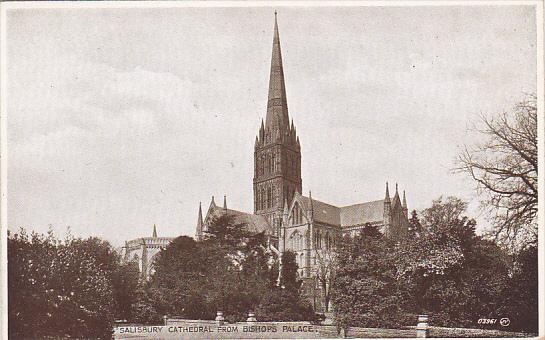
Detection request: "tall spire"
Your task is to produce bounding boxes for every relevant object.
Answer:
[265,12,289,137]
[223,195,227,210]
[152,224,157,238]
[402,190,407,208]
[384,182,391,202]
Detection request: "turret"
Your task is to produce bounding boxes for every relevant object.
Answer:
[383,182,391,227]
[307,190,314,222]
[392,183,402,209]
[196,202,204,241]
[402,190,408,218]
[210,196,216,209]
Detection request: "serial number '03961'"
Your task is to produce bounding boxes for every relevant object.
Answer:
[477,318,497,324]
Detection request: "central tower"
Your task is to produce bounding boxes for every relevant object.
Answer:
[254,13,302,232]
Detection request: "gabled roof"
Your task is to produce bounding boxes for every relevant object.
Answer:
[340,200,385,227]
[297,194,341,226]
[207,206,274,234]
[294,193,385,228]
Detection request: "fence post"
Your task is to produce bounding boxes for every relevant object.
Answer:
[247,312,257,323]
[215,311,225,325]
[416,314,429,338]
[163,315,168,326]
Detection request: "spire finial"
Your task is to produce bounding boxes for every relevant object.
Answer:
[223,195,227,210]
[402,190,407,208]
[152,224,157,238]
[384,182,391,202]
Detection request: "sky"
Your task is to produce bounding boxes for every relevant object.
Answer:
[6,5,537,246]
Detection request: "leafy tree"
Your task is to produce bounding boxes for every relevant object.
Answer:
[8,229,117,339]
[8,229,57,338]
[331,225,413,331]
[150,218,277,322]
[112,261,140,320]
[204,213,248,250]
[407,209,423,236]
[279,251,300,291]
[457,94,537,247]
[396,197,511,328]
[256,252,314,322]
[499,245,538,333]
[131,284,163,325]
[256,287,314,322]
[150,236,217,319]
[69,236,140,321]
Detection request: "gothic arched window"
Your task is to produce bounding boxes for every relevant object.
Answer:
[267,187,272,208]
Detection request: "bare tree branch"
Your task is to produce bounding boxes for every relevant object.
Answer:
[455,94,537,248]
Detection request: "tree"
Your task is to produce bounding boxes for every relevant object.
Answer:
[396,197,511,328]
[8,229,57,339]
[203,213,248,250]
[499,245,538,333]
[112,261,141,321]
[457,94,537,246]
[150,236,219,320]
[331,225,413,331]
[279,251,300,291]
[255,287,314,322]
[151,219,276,323]
[407,209,423,236]
[8,229,117,339]
[314,248,336,312]
[256,251,314,322]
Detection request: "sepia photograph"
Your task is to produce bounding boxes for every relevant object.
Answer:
[1,2,542,339]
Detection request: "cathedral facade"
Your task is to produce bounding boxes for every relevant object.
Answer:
[195,14,409,311]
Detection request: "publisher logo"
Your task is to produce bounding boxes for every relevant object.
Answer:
[500,318,510,327]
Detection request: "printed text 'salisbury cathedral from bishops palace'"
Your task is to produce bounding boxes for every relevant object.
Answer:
[123,14,410,311]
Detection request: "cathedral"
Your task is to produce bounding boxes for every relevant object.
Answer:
[195,14,409,311]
